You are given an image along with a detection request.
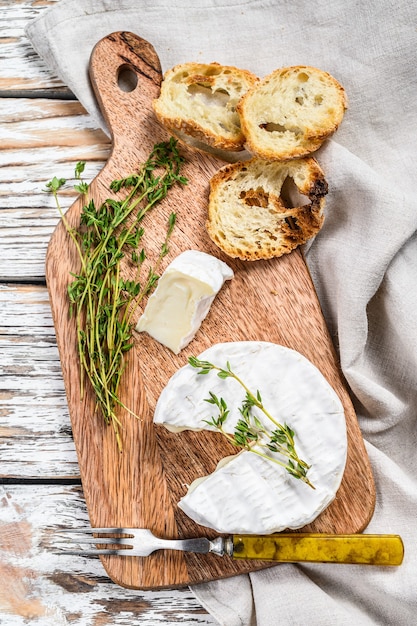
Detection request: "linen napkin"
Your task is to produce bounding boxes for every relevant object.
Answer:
[26,1,417,624]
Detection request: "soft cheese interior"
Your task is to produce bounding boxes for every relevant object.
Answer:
[136,250,233,354]
[154,341,348,534]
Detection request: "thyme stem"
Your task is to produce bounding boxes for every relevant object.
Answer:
[46,139,187,450]
[189,356,315,488]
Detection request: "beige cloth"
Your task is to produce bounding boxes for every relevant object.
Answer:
[26,2,417,624]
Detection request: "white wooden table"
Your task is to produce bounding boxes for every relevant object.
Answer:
[0,2,216,623]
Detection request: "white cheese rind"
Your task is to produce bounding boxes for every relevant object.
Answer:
[136,250,233,354]
[154,341,347,534]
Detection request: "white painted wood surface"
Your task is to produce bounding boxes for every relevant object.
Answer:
[1,484,215,625]
[0,2,217,623]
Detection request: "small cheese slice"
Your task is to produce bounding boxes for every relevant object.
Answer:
[136,250,233,354]
[154,341,347,534]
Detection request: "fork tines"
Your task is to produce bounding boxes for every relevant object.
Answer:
[49,527,135,556]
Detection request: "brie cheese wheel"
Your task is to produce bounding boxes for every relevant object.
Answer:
[136,250,233,354]
[154,341,347,534]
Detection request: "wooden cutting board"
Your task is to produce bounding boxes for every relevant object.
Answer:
[45,32,375,590]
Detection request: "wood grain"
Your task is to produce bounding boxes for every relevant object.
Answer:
[1,0,64,94]
[0,97,110,282]
[45,32,375,589]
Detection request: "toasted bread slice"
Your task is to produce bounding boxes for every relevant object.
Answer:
[153,62,259,152]
[237,66,347,160]
[206,157,328,260]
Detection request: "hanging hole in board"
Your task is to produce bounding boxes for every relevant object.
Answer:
[117,65,138,92]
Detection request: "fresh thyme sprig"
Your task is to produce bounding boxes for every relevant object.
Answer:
[188,356,314,489]
[46,138,187,450]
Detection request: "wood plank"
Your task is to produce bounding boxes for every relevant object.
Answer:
[0,284,80,479]
[1,97,108,150]
[46,32,375,590]
[1,97,85,124]
[0,98,110,281]
[0,483,216,625]
[0,0,67,94]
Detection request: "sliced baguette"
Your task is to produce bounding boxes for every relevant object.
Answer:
[237,65,348,160]
[206,157,328,260]
[153,62,259,152]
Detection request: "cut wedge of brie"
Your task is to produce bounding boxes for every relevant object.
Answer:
[136,250,233,354]
[154,341,347,534]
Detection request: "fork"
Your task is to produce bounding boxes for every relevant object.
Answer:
[49,527,404,565]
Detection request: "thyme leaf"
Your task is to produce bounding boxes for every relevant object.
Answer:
[46,139,187,450]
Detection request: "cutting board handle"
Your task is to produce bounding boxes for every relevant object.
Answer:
[89,32,163,148]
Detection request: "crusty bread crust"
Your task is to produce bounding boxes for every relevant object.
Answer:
[237,66,348,160]
[206,157,328,260]
[153,62,259,152]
